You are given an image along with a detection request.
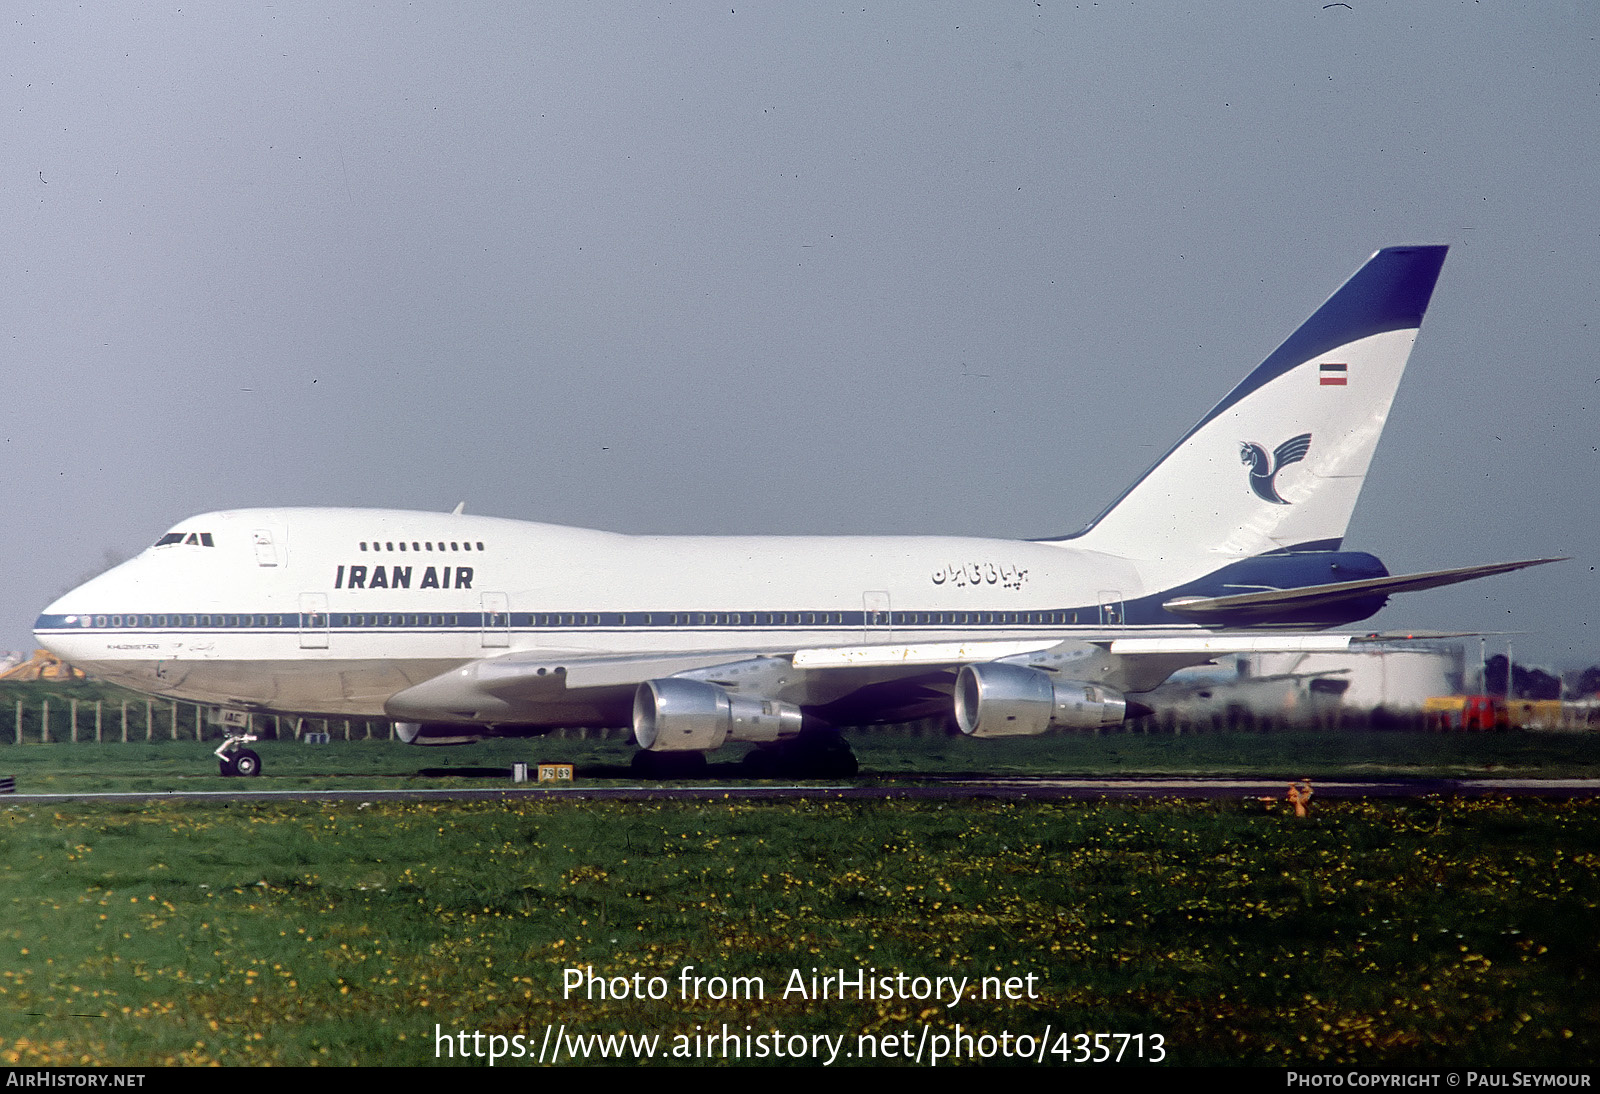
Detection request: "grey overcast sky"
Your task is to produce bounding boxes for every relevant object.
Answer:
[4,2,1596,667]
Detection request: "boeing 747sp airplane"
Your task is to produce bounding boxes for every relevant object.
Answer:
[34,245,1557,776]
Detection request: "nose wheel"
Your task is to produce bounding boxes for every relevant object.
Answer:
[215,734,262,777]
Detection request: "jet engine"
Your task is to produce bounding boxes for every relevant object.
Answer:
[954,662,1127,738]
[633,678,803,753]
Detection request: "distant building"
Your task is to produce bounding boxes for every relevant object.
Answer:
[1140,642,1463,729]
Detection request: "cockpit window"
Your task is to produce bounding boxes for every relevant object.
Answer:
[155,531,215,547]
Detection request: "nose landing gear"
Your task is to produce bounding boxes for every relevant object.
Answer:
[215,734,262,777]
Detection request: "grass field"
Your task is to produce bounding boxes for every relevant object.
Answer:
[1,787,1594,1067]
[1,688,1594,1068]
[1,723,1598,795]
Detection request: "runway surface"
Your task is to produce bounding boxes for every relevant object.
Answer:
[5,775,1599,805]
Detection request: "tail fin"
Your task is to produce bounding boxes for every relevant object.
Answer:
[1062,245,1448,582]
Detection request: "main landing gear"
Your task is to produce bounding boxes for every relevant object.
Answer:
[741,732,859,779]
[628,732,859,780]
[629,750,710,779]
[215,734,262,778]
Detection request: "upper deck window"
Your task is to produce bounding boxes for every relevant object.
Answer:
[358,537,486,553]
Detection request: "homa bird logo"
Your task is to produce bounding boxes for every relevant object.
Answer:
[1239,433,1311,505]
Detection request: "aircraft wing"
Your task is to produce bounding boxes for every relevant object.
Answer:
[385,639,1055,726]
[1160,557,1564,624]
[383,630,1409,732]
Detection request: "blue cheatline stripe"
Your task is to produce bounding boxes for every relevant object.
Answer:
[33,606,1109,632]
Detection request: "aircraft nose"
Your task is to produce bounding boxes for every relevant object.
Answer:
[39,577,95,625]
[34,606,81,664]
[33,560,137,659]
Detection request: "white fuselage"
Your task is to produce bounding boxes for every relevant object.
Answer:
[34,507,1162,720]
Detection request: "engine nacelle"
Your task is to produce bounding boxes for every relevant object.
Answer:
[393,721,486,746]
[954,662,1127,738]
[633,678,803,753]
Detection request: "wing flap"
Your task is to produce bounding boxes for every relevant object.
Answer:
[792,639,1057,669]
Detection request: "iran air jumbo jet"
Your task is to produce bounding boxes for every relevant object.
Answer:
[34,245,1556,776]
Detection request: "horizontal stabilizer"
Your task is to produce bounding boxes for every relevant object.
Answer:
[1162,557,1564,623]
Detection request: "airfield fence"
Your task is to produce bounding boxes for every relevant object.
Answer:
[2,694,400,746]
[0,683,660,746]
